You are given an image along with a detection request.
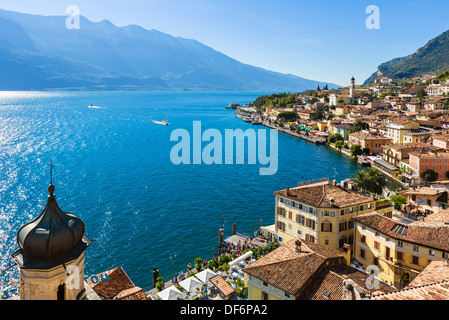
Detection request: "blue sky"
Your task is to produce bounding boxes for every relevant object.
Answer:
[1,0,448,86]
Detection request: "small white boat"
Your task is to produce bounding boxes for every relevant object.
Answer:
[88,104,102,109]
[153,119,170,125]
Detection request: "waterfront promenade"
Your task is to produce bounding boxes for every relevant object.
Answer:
[146,234,272,300]
[262,122,326,144]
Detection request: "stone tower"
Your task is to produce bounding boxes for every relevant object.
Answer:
[11,183,90,300]
[350,76,356,102]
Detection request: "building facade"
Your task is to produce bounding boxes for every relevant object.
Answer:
[352,212,449,289]
[347,130,392,155]
[273,180,376,252]
[386,120,420,144]
[409,151,449,182]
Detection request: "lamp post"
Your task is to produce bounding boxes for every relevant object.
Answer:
[170,253,177,284]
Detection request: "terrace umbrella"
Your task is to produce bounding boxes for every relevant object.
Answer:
[156,286,183,300]
[179,276,203,293]
[195,269,217,284]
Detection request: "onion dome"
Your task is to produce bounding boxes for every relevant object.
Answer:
[12,184,89,269]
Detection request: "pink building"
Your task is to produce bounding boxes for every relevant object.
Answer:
[409,151,449,183]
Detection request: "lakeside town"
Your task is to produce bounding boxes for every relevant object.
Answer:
[3,73,449,302]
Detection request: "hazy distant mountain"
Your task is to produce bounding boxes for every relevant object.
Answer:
[0,9,340,91]
[365,29,449,84]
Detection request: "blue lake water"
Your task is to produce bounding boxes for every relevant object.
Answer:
[0,91,361,291]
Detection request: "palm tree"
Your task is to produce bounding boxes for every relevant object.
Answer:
[351,167,386,195]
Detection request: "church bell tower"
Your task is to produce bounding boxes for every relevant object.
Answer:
[11,178,90,300]
[350,76,356,102]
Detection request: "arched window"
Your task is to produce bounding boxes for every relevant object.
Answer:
[57,284,65,301]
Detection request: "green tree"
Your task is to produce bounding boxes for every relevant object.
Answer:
[207,259,219,270]
[390,195,407,211]
[219,255,231,266]
[350,119,369,133]
[221,263,230,272]
[350,144,363,157]
[328,133,343,144]
[277,111,298,122]
[422,169,438,182]
[351,167,386,194]
[417,88,427,102]
[194,257,203,272]
[335,140,344,151]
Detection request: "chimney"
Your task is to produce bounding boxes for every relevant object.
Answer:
[232,223,237,235]
[333,180,337,186]
[343,243,351,266]
[285,187,289,196]
[295,239,302,253]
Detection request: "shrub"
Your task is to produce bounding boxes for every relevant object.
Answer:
[219,255,231,266]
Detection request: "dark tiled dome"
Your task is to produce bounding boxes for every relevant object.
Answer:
[14,184,89,269]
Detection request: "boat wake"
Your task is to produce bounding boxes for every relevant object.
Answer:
[88,105,103,109]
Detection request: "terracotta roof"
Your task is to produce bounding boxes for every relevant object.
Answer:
[349,130,391,141]
[409,151,449,159]
[86,267,146,300]
[210,275,235,297]
[432,134,449,142]
[242,239,343,296]
[423,208,449,223]
[296,264,395,300]
[409,261,449,287]
[401,187,445,196]
[371,280,449,300]
[352,212,449,252]
[389,119,414,125]
[274,181,374,209]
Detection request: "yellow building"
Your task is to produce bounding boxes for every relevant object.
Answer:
[352,211,449,289]
[242,238,395,300]
[273,179,376,253]
[386,120,420,144]
[316,121,328,132]
[335,105,350,116]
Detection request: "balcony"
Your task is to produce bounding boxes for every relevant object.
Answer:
[402,171,418,180]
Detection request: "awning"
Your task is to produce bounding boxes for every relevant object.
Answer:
[228,251,253,267]
[179,276,203,292]
[210,275,235,298]
[195,269,217,284]
[156,286,183,300]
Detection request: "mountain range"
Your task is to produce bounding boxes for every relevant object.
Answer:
[0,9,339,92]
[365,29,449,84]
